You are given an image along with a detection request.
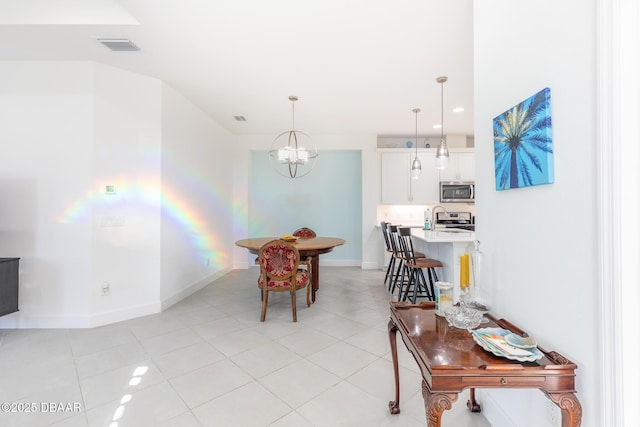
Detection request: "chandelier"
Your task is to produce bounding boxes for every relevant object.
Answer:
[435,76,450,170]
[268,96,318,178]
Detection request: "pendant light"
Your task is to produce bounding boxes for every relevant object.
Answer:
[411,108,422,180]
[268,96,318,178]
[435,76,450,170]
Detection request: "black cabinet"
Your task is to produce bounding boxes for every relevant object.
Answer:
[0,258,19,317]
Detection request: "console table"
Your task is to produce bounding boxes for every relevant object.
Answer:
[387,301,582,426]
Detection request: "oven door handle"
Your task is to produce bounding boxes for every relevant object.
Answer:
[470,184,475,200]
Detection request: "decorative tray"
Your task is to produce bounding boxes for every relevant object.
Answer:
[471,327,543,362]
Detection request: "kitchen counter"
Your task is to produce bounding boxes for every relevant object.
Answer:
[409,228,475,303]
[410,228,475,243]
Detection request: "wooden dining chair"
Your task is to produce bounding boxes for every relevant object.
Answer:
[257,239,312,322]
[292,227,317,238]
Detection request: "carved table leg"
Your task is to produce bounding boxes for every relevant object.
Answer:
[467,387,482,412]
[545,393,583,427]
[422,379,459,427]
[388,319,401,415]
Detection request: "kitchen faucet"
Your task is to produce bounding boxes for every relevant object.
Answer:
[431,205,447,229]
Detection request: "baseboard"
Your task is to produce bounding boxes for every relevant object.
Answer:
[235,260,363,269]
[477,390,518,427]
[0,300,162,329]
[0,269,232,329]
[234,261,250,269]
[160,268,231,310]
[88,301,162,328]
[361,261,379,269]
[320,259,361,267]
[0,312,93,328]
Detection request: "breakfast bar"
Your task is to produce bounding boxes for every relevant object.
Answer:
[410,228,475,302]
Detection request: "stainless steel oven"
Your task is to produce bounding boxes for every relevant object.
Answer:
[440,181,475,203]
[434,211,475,231]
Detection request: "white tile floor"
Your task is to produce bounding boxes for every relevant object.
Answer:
[0,267,492,427]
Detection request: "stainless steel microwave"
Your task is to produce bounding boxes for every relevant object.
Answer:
[440,181,475,203]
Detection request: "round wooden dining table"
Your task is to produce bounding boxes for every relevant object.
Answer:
[235,237,345,302]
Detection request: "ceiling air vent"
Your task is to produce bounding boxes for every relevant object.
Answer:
[97,38,140,52]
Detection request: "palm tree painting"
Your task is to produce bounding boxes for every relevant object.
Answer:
[493,87,553,190]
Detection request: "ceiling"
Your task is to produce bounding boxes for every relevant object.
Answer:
[0,0,474,138]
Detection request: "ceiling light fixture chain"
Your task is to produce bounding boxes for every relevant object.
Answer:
[411,108,422,180]
[268,96,318,179]
[435,76,450,170]
[289,95,297,130]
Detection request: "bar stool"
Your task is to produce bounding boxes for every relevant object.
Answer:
[380,222,395,288]
[387,225,426,295]
[396,227,441,303]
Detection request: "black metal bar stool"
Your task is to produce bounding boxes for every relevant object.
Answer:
[387,225,427,296]
[380,222,395,288]
[396,227,441,303]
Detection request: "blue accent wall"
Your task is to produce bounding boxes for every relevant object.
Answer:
[249,150,362,261]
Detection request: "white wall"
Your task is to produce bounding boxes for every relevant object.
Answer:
[0,62,94,327]
[159,84,235,308]
[599,0,640,424]
[89,64,163,326]
[0,61,234,327]
[474,1,598,425]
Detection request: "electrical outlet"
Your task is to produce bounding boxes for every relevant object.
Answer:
[101,281,110,296]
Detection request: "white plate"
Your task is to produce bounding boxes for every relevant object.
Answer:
[504,333,537,349]
[471,328,543,362]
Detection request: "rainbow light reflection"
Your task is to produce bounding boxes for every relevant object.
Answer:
[57,176,227,267]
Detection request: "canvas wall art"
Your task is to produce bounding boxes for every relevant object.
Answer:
[493,87,554,190]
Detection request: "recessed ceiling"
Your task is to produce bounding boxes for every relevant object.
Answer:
[0,0,474,137]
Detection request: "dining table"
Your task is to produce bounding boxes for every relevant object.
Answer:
[235,236,346,302]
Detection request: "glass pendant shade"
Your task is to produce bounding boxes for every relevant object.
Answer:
[435,76,450,170]
[411,157,422,179]
[435,140,449,170]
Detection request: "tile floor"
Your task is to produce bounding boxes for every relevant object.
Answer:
[0,267,491,427]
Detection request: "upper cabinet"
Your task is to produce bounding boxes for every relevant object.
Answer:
[379,148,475,205]
[438,150,475,182]
[380,150,439,204]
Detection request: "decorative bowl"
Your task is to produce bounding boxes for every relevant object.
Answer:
[459,292,491,313]
[444,306,483,330]
[504,333,537,349]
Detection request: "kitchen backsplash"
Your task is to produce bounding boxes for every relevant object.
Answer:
[377,204,476,226]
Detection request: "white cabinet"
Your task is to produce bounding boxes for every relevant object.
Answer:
[380,150,439,204]
[438,150,475,182]
[380,152,410,204]
[413,152,439,203]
